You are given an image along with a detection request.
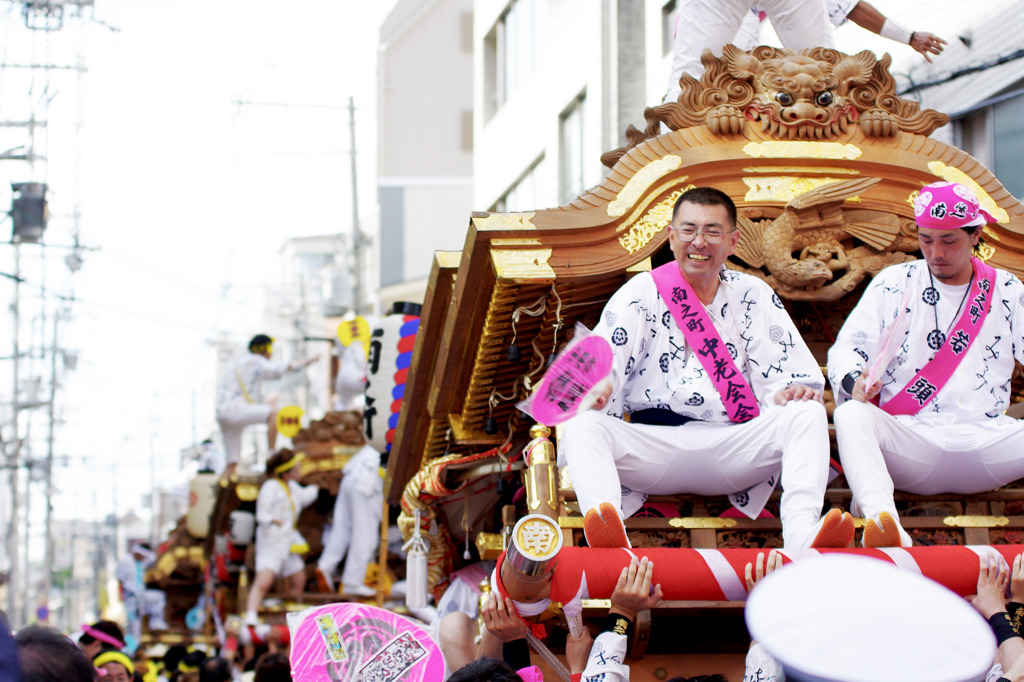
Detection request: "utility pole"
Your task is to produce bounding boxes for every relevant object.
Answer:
[7,244,21,624]
[42,310,60,618]
[348,96,365,315]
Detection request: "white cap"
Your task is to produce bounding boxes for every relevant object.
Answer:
[745,554,995,682]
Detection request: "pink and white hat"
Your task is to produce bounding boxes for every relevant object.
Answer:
[913,181,996,229]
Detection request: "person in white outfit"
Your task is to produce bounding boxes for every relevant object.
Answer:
[315,443,384,598]
[116,543,168,632]
[828,181,1024,547]
[244,449,319,625]
[664,0,832,105]
[333,341,367,412]
[215,334,318,471]
[664,0,947,104]
[563,187,849,551]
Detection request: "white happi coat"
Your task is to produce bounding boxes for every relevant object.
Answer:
[828,260,1024,542]
[255,477,319,574]
[828,260,1024,422]
[600,269,824,419]
[562,268,830,548]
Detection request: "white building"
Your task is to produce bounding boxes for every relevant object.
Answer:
[473,0,653,212]
[377,0,476,310]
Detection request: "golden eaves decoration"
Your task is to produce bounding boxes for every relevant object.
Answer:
[742,141,862,160]
[607,155,682,217]
[927,161,1010,224]
[618,189,687,254]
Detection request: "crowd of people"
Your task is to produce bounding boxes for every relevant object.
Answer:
[0,616,292,682]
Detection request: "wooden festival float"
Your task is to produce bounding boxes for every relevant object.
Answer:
[386,45,1024,674]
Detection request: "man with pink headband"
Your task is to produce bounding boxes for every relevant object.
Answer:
[828,181,1024,547]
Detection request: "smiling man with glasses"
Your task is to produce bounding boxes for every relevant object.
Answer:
[562,186,845,551]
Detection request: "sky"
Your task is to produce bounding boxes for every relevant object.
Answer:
[0,0,1016,586]
[0,0,398,552]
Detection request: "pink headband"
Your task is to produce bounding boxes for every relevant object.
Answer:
[914,181,996,229]
[81,624,124,649]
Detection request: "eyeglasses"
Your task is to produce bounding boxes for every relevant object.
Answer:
[672,225,732,244]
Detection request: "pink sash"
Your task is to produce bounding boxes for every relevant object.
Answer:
[881,257,996,416]
[650,263,760,423]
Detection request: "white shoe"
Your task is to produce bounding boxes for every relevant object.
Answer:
[343,583,377,598]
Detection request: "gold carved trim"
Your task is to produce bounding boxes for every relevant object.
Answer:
[618,189,686,254]
[607,155,683,218]
[492,238,542,246]
[977,241,997,261]
[236,483,259,502]
[926,161,1010,224]
[743,177,858,203]
[742,141,862,160]
[436,251,462,268]
[474,213,537,230]
[943,515,1009,528]
[448,413,501,442]
[626,258,652,273]
[742,166,860,175]
[668,518,738,529]
[491,248,555,280]
[475,532,505,560]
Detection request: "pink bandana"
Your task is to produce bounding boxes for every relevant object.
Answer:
[81,624,124,649]
[914,181,996,229]
[650,263,759,422]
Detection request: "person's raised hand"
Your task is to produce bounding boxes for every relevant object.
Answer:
[909,32,947,63]
[971,552,1010,618]
[744,549,784,593]
[609,556,663,621]
[480,593,528,643]
[1011,554,1024,604]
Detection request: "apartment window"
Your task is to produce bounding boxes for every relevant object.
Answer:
[662,0,679,56]
[483,0,538,121]
[955,86,1024,199]
[492,156,545,213]
[559,93,586,204]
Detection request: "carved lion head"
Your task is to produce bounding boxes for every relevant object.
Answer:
[725,46,875,140]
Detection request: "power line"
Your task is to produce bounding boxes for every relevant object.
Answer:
[899,47,1024,96]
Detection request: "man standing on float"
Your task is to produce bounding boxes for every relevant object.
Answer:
[829,181,1024,547]
[563,186,847,549]
[215,334,317,473]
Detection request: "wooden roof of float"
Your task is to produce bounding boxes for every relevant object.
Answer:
[385,45,1024,503]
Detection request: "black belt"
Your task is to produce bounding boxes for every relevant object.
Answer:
[630,408,696,426]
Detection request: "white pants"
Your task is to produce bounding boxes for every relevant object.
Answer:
[563,400,831,548]
[834,401,1024,539]
[665,0,834,103]
[255,534,306,576]
[318,469,384,588]
[217,400,272,465]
